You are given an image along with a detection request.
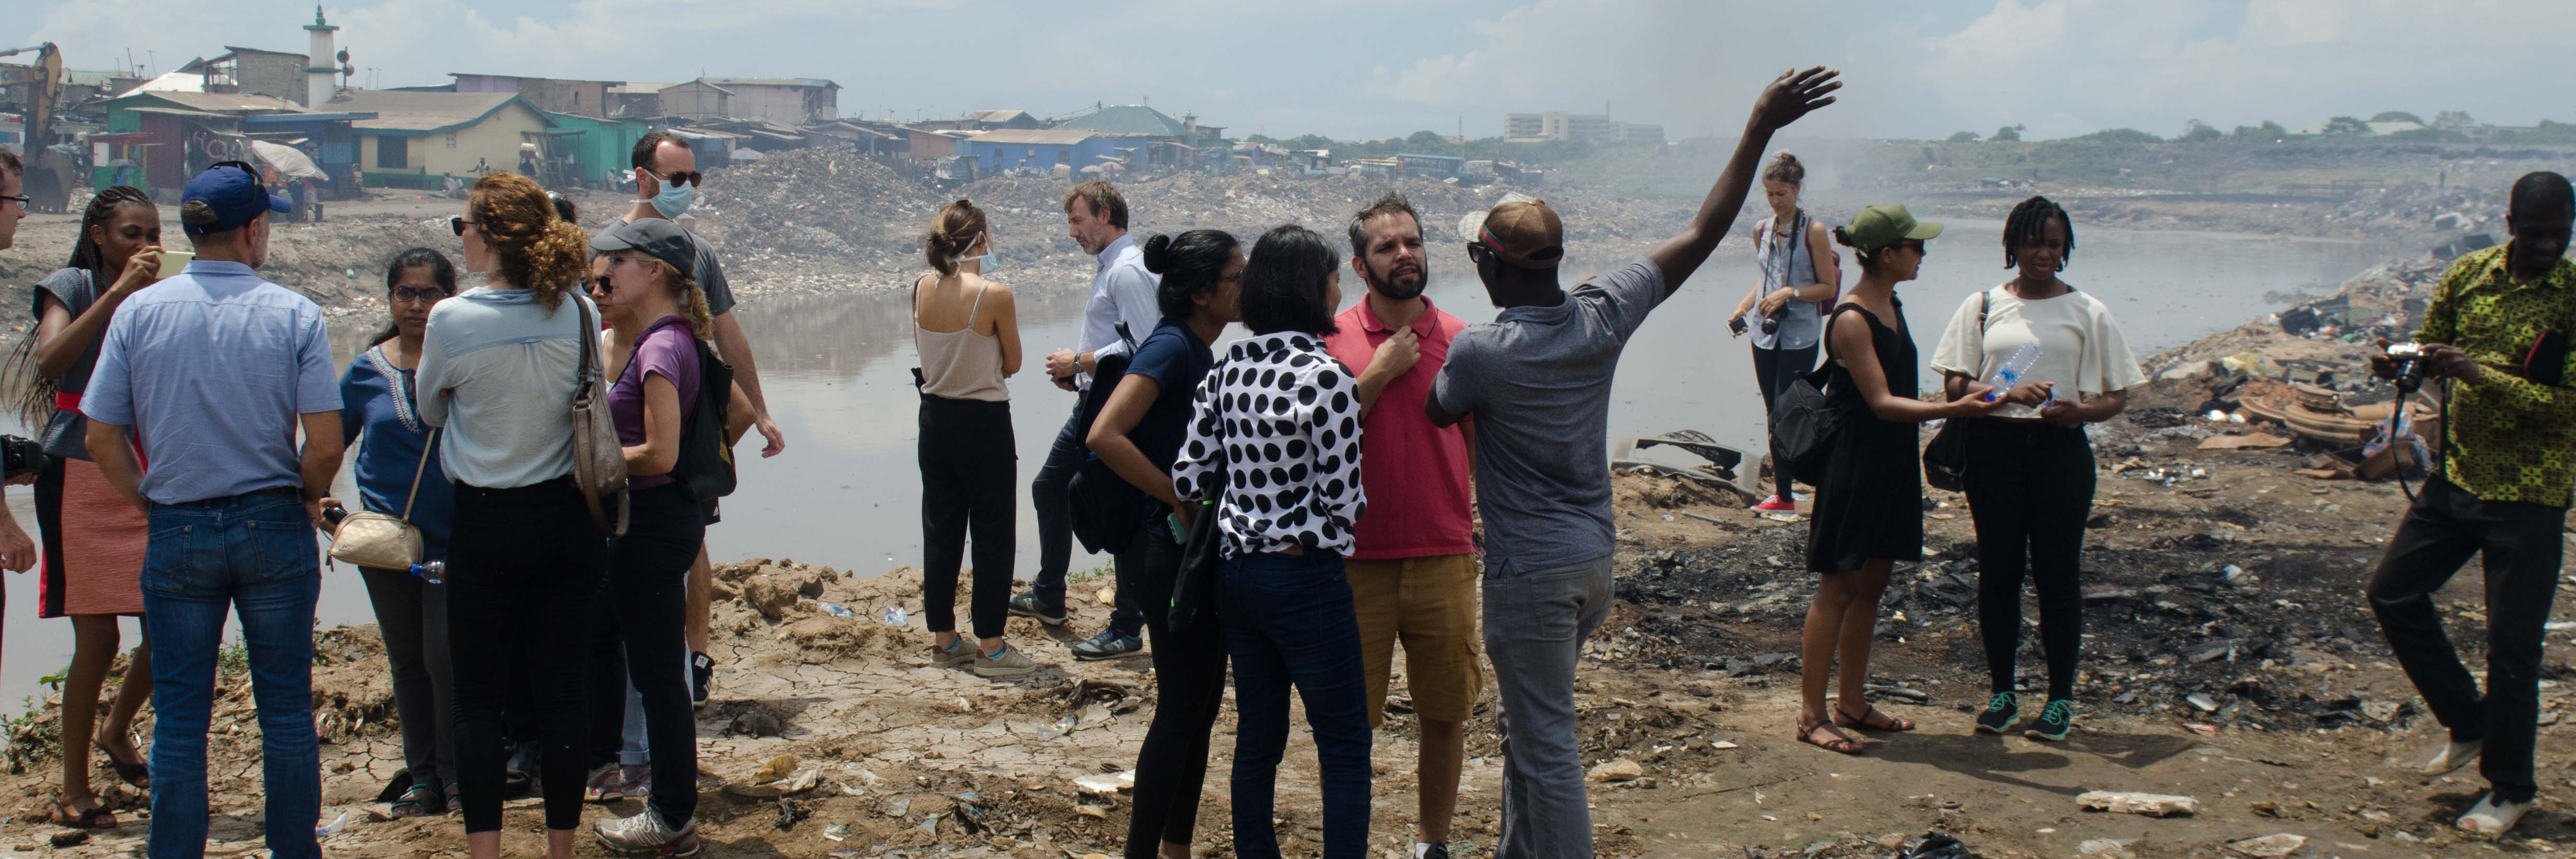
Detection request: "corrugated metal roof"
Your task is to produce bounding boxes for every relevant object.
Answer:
[1055,105,1190,138]
[112,90,310,114]
[965,129,1097,145]
[328,91,547,135]
[700,77,837,89]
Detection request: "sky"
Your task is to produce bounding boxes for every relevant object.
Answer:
[12,0,2571,142]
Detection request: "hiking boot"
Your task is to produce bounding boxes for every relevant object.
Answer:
[594,805,702,857]
[1008,591,1068,626]
[2024,698,2076,741]
[2417,736,2483,776]
[930,638,977,669]
[1068,628,1143,661]
[689,651,715,709]
[1751,494,1797,512]
[1974,691,2017,735]
[2458,792,2532,837]
[583,763,627,803]
[974,643,1040,679]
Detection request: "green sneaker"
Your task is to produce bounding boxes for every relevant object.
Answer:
[1975,691,2018,734]
[2025,698,2076,741]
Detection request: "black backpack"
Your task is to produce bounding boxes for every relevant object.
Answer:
[672,335,738,503]
[1068,323,1158,554]
[1769,306,1862,479]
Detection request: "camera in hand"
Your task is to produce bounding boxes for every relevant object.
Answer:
[2386,342,2430,393]
[0,436,52,479]
[1758,307,1788,335]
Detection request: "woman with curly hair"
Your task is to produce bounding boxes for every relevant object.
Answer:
[416,171,604,859]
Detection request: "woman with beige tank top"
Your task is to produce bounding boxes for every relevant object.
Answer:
[913,200,1038,678]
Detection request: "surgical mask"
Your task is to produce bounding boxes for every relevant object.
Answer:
[643,180,694,219]
[959,247,997,271]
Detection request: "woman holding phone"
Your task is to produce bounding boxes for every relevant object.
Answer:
[1727,153,1840,512]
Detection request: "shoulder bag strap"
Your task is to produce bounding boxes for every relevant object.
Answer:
[399,428,438,521]
[577,296,601,388]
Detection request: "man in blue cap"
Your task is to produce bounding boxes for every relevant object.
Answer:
[84,161,343,859]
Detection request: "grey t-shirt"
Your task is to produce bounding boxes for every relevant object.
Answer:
[1434,258,1666,575]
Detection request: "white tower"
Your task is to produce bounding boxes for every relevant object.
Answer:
[304,5,339,106]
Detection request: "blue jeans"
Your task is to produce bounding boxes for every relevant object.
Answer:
[141,491,321,859]
[1216,549,1371,859]
[1483,554,1615,859]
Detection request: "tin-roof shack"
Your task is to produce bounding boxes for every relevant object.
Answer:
[327,90,556,189]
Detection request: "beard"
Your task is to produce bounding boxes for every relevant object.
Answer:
[1364,256,1429,301]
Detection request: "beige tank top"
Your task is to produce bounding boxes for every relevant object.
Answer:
[914,276,1009,402]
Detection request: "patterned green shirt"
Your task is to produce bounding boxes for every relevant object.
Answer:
[2417,244,2576,506]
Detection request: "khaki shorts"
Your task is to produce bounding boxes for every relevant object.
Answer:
[1347,553,1484,726]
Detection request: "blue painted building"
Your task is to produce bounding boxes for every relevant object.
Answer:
[955,129,1128,174]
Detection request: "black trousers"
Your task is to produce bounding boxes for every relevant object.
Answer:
[1962,419,2095,701]
[920,394,1017,640]
[586,483,705,825]
[2367,477,2567,803]
[446,478,605,833]
[1118,523,1228,858]
[1753,341,1819,500]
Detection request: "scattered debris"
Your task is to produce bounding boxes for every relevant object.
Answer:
[2077,791,2202,817]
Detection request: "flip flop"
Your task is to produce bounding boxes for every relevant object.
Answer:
[95,740,150,791]
[1797,717,1864,755]
[1834,704,1916,732]
[51,801,116,829]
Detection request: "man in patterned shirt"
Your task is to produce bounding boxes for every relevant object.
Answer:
[2366,170,2575,837]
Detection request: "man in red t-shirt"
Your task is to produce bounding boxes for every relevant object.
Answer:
[1321,192,1478,859]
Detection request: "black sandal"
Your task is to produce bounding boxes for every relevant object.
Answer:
[1797,717,1864,755]
[95,740,149,791]
[51,800,116,829]
[388,783,442,819]
[1834,704,1916,732]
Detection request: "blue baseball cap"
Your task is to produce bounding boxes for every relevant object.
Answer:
[180,162,291,236]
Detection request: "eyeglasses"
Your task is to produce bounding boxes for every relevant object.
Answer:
[448,217,478,236]
[1464,242,1495,265]
[390,287,451,304]
[647,168,702,188]
[0,194,27,207]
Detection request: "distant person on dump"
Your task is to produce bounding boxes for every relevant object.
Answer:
[1726,151,1839,512]
[84,162,341,859]
[2365,170,2576,837]
[1423,67,1842,859]
[1020,180,1160,660]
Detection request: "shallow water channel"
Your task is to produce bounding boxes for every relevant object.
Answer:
[0,220,2390,716]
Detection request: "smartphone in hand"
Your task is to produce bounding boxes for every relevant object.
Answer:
[1728,316,1750,336]
[154,250,196,280]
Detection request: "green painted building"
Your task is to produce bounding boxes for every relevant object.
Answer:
[541,111,649,185]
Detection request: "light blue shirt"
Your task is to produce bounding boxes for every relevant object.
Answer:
[1076,233,1160,387]
[415,287,592,488]
[82,260,339,505]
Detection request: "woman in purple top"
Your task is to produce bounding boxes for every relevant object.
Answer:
[581,217,715,854]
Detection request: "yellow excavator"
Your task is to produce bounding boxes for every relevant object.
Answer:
[0,42,74,213]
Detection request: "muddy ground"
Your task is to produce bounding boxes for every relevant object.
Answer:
[0,251,2572,859]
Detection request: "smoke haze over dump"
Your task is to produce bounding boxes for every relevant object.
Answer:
[12,0,2572,143]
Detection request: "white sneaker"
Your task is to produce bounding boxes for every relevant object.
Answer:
[2417,737,2482,776]
[594,805,702,857]
[2457,793,2531,837]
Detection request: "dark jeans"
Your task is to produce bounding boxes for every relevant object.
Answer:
[587,483,703,825]
[448,478,604,833]
[1962,419,2095,700]
[2366,477,2566,803]
[1119,523,1227,858]
[921,394,1016,639]
[141,490,321,859]
[359,564,455,792]
[1027,398,1146,636]
[1217,549,1371,859]
[1752,341,1819,500]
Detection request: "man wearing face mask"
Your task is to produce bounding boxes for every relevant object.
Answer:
[620,132,784,709]
[1319,192,1478,859]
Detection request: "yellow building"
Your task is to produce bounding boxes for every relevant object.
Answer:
[327,90,557,189]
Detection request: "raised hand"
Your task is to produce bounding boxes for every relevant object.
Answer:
[1750,66,1842,134]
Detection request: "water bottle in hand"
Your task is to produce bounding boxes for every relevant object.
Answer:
[1985,343,2042,402]
[410,561,445,585]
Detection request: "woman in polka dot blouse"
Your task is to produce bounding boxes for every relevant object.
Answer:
[1170,224,1373,859]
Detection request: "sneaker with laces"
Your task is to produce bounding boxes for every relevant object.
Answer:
[931,638,977,668]
[1974,691,2017,734]
[974,643,1040,678]
[2417,737,2482,775]
[583,763,627,803]
[1008,591,1068,626]
[2457,792,2532,837]
[1068,629,1144,661]
[689,652,714,709]
[595,805,702,857]
[2024,698,2076,741]
[1751,495,1798,512]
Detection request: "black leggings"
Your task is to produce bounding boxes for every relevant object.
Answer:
[919,394,1016,639]
[586,483,705,825]
[446,478,605,833]
[1962,419,2095,701]
[1118,523,1227,858]
[1752,342,1819,500]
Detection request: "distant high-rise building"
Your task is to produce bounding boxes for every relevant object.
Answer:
[1501,111,1627,144]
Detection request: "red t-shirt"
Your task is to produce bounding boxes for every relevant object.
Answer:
[1322,297,1475,560]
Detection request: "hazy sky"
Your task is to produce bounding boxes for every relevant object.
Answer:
[14,0,2567,142]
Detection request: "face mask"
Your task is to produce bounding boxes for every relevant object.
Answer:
[957,234,996,271]
[645,180,694,219]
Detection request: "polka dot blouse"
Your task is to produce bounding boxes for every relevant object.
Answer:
[1172,332,1368,559]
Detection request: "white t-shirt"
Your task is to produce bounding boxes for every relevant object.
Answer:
[1929,285,2147,420]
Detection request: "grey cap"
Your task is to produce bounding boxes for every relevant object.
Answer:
[590,217,697,276]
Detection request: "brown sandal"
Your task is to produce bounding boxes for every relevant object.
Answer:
[1834,704,1915,732]
[51,801,116,829]
[96,740,149,790]
[1797,717,1864,754]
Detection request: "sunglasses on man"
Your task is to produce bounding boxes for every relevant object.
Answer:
[646,168,702,188]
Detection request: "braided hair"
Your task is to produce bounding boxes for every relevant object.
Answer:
[7,187,156,425]
[2002,195,2074,270]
